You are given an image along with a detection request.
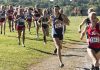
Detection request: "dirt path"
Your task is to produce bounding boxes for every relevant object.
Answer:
[29,44,92,70]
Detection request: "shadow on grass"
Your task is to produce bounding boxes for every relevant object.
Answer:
[7,35,53,42]
[65,48,87,52]
[28,48,84,57]
[63,38,86,45]
[83,68,90,70]
[76,67,90,70]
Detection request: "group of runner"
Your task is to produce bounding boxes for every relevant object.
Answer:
[0,5,50,47]
[0,4,99,69]
[79,8,100,70]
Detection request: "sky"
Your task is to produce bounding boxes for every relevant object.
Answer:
[50,0,54,1]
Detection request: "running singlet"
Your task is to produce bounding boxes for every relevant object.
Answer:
[42,17,48,29]
[26,12,33,19]
[17,14,25,26]
[0,10,6,19]
[34,10,40,17]
[52,14,63,35]
[7,9,14,20]
[34,9,41,21]
[42,17,48,25]
[87,23,100,49]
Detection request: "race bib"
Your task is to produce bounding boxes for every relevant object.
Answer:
[55,23,63,28]
[1,15,5,18]
[42,22,48,24]
[19,19,24,22]
[27,16,31,19]
[90,37,100,43]
[34,17,40,20]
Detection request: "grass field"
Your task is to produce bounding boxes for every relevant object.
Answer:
[0,16,88,70]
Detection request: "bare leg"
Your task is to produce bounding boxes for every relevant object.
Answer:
[95,51,100,67]
[87,48,100,69]
[4,21,6,35]
[46,27,49,36]
[53,38,64,67]
[28,22,31,32]
[18,30,21,45]
[8,20,11,32]
[42,27,46,44]
[1,23,2,34]
[22,29,25,47]
[35,21,39,39]
[12,20,14,32]
[33,21,35,27]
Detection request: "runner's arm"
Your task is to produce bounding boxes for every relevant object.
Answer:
[96,17,100,23]
[78,18,86,33]
[48,16,52,26]
[38,17,42,27]
[80,26,88,40]
[47,16,51,26]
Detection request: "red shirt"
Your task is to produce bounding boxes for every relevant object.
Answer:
[87,23,100,49]
[7,9,14,17]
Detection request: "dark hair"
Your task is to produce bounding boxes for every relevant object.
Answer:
[54,5,60,9]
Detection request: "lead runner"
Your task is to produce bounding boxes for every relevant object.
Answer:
[80,12,100,70]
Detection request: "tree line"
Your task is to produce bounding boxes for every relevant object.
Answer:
[1,0,100,16]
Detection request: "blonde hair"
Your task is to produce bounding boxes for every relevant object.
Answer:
[88,8,95,14]
[88,12,96,18]
[88,12,96,24]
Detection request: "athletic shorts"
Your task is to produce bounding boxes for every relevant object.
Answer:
[0,18,5,23]
[53,34,63,40]
[33,16,40,21]
[88,46,100,53]
[8,16,13,20]
[42,24,48,29]
[16,25,25,30]
[27,19,32,22]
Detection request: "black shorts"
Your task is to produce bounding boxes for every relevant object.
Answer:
[88,46,100,53]
[42,24,48,29]
[53,34,63,40]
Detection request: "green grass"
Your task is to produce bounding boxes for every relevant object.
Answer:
[0,16,89,70]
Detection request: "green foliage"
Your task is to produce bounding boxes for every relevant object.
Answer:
[1,0,100,15]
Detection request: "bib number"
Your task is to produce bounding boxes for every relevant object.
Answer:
[90,37,100,43]
[55,23,63,28]
[43,22,48,24]
[19,19,24,22]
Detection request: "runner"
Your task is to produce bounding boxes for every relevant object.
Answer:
[80,12,100,70]
[0,5,6,35]
[7,5,14,32]
[26,7,33,33]
[78,8,99,33]
[38,9,50,44]
[14,7,18,30]
[50,5,70,67]
[15,8,25,47]
[33,5,42,39]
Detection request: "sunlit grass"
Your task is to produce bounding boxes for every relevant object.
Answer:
[0,16,93,70]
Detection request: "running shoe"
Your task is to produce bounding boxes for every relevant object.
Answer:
[60,63,64,68]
